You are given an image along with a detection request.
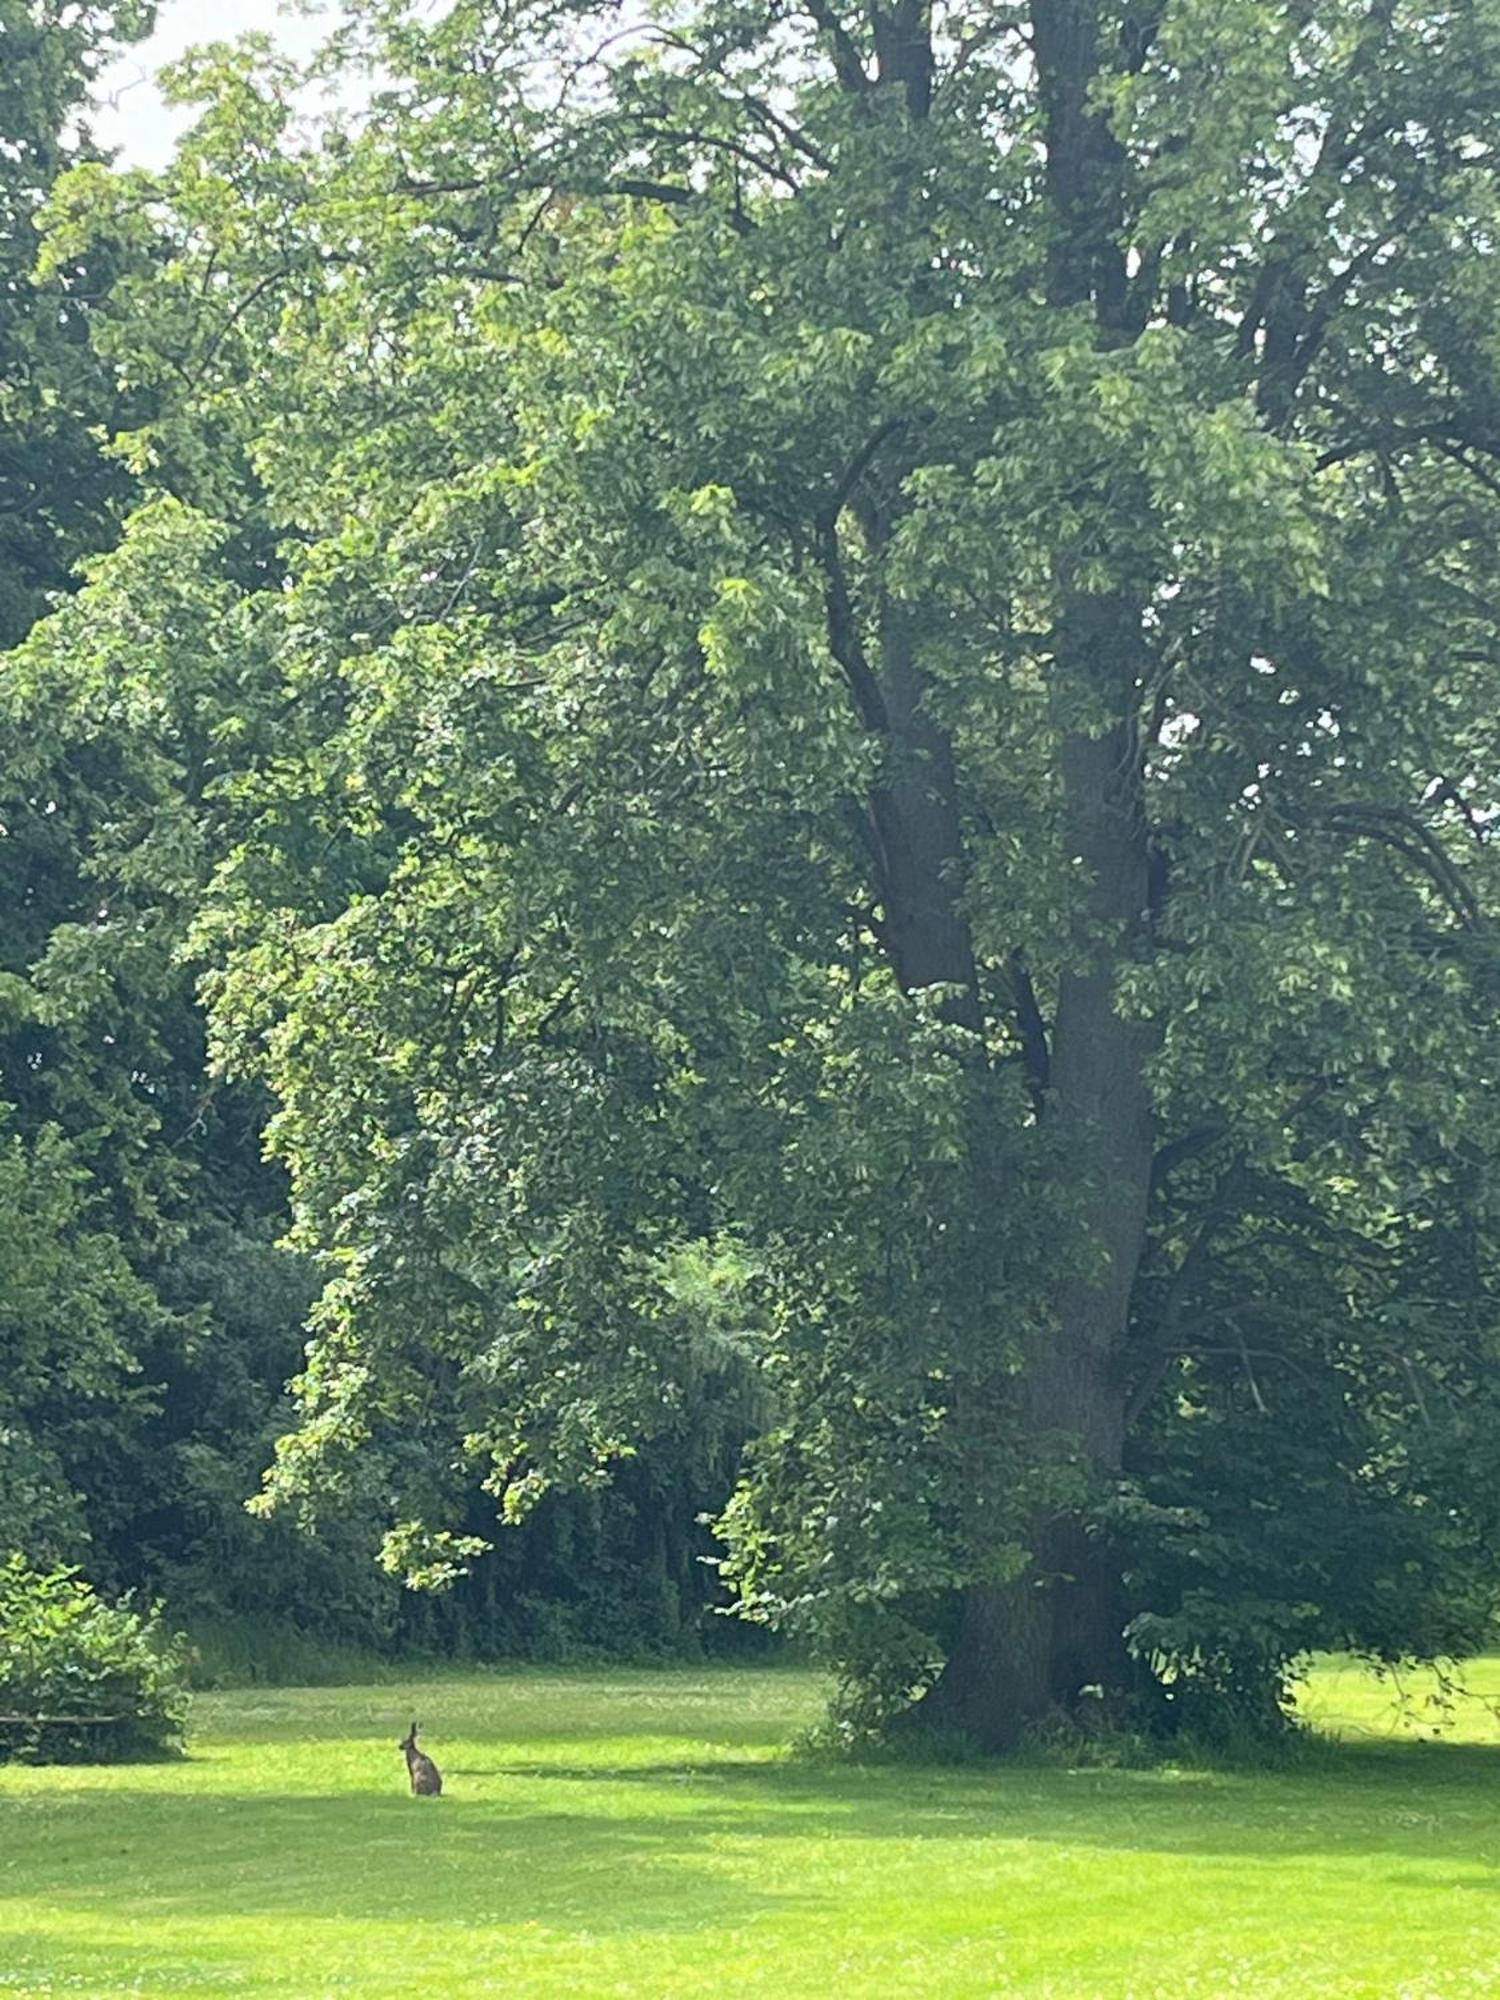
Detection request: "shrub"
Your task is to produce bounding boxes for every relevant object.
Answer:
[0,1557,189,1762]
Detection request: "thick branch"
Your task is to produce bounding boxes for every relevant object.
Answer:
[1030,0,1130,324]
[872,0,935,118]
[1150,1121,1227,1189]
[1006,950,1052,1116]
[816,522,889,732]
[1320,802,1484,931]
[395,170,751,232]
[805,0,871,93]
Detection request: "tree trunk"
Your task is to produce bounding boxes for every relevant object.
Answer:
[816,4,1157,1753]
[836,526,1155,1750]
[902,1,1160,1751]
[917,602,1156,1751]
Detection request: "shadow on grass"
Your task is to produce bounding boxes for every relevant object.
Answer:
[434,1737,1500,1864]
[1,1790,806,1938]
[7,1735,1500,1920]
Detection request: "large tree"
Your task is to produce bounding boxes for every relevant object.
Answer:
[47,0,1500,1743]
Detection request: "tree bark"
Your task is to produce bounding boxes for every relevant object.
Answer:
[1033,703,1156,1694]
[864,592,984,1032]
[915,599,1156,1751]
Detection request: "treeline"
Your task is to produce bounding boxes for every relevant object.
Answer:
[0,0,752,1670]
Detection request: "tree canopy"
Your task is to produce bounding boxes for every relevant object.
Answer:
[14,0,1500,1742]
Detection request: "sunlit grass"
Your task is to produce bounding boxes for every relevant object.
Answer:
[2,1658,1499,1996]
[1299,1651,1500,1744]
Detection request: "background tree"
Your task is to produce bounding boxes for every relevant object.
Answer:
[0,12,744,1663]
[0,0,163,1563]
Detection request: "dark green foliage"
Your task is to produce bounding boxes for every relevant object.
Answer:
[0,12,741,1677]
[0,1556,188,1762]
[0,0,152,647]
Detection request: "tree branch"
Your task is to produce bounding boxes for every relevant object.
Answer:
[823,417,908,525]
[1150,1121,1227,1190]
[394,171,750,231]
[817,521,889,732]
[804,0,871,93]
[1005,951,1051,1117]
[1320,802,1484,931]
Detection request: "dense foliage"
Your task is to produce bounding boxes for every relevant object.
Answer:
[0,8,359,1645]
[0,0,743,1674]
[0,1557,188,1762]
[11,0,1500,1743]
[0,0,155,649]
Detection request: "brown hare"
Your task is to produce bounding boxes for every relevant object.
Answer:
[399,1720,443,1796]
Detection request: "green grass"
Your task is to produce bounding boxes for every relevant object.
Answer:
[3,1660,1500,1997]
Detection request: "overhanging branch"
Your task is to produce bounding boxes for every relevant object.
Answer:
[1320,801,1485,931]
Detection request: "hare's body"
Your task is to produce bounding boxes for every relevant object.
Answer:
[399,1721,443,1796]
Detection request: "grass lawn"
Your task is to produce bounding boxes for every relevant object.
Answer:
[2,1659,1499,1997]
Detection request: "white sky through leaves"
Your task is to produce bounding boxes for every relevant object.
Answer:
[95,0,331,168]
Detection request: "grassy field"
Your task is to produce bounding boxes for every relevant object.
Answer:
[2,1660,1499,1997]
